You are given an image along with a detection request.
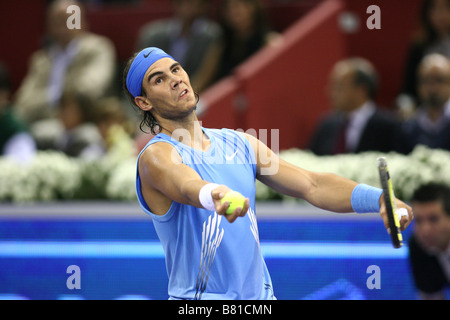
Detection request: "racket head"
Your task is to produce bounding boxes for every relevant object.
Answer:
[377,157,403,248]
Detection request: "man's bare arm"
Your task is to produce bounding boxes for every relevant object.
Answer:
[242,132,412,230]
[243,132,356,212]
[138,142,248,222]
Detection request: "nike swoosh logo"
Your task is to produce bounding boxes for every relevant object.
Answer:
[143,50,154,58]
[225,150,238,161]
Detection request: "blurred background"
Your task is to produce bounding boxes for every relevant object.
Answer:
[0,0,449,300]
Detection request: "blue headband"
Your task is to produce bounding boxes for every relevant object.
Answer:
[126,47,174,98]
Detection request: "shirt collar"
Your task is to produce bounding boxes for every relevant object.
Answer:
[49,37,80,61]
[348,101,376,123]
[416,108,448,133]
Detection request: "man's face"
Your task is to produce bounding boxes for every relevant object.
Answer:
[328,65,361,113]
[139,58,196,120]
[418,66,450,110]
[412,200,450,251]
[46,1,81,47]
[224,0,256,33]
[429,0,450,36]
[175,0,205,22]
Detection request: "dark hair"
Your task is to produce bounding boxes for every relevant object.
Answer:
[418,0,450,46]
[60,90,95,122]
[122,52,200,135]
[122,52,160,135]
[411,182,450,216]
[220,0,271,33]
[354,69,378,99]
[347,58,379,100]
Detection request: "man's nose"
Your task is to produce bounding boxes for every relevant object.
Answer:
[171,78,182,89]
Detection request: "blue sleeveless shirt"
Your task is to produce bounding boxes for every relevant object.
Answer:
[135,127,274,300]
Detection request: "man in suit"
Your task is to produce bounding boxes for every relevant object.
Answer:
[398,53,450,154]
[13,0,117,125]
[309,58,400,155]
[408,183,450,300]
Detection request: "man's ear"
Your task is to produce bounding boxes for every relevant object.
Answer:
[134,95,152,112]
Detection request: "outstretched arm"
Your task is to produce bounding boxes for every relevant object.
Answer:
[242,132,413,230]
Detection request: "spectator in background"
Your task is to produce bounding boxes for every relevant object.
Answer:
[136,0,222,93]
[0,63,36,164]
[309,58,400,156]
[214,0,280,81]
[398,53,450,154]
[409,183,450,300]
[52,91,103,159]
[92,96,136,156]
[13,0,117,124]
[398,0,450,119]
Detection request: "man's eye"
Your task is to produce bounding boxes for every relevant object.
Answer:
[155,78,163,84]
[173,67,179,73]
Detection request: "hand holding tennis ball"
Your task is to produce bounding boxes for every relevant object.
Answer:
[211,186,249,223]
[221,191,246,214]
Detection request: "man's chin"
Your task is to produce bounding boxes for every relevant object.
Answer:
[419,238,440,253]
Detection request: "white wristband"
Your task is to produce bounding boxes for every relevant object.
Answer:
[396,208,408,221]
[199,183,219,211]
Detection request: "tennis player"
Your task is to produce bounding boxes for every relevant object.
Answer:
[123,47,413,300]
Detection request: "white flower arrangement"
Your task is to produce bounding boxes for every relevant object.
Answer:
[0,151,82,203]
[105,157,137,201]
[0,145,449,203]
[0,157,23,201]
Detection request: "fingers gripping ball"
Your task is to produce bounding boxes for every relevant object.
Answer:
[221,191,246,214]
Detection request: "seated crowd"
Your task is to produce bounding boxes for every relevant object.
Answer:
[2,0,450,165]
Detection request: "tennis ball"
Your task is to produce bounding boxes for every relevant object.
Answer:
[221,191,246,215]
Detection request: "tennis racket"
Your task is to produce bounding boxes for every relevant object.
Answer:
[377,157,403,249]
